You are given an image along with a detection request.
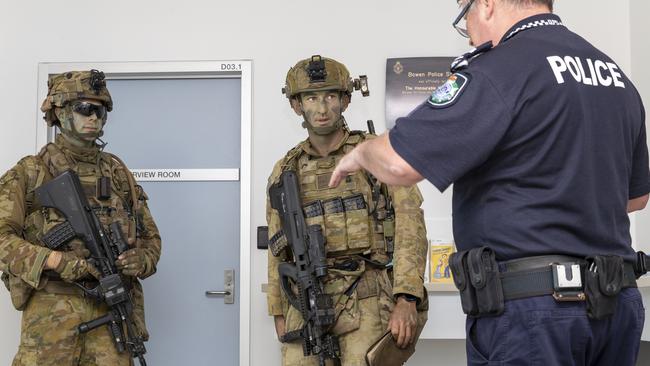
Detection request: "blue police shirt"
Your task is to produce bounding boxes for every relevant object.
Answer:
[389,13,650,261]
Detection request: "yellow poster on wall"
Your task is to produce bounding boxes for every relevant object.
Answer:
[429,241,455,284]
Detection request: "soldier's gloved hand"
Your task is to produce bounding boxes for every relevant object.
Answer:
[68,240,91,259]
[54,251,101,282]
[117,248,147,277]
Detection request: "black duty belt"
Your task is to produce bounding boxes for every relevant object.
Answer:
[500,255,637,301]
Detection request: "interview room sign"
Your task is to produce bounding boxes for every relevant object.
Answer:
[130,169,239,182]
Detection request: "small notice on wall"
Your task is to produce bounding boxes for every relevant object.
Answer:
[429,240,455,284]
[385,57,454,129]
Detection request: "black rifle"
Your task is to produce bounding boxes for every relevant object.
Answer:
[269,170,340,366]
[35,170,147,366]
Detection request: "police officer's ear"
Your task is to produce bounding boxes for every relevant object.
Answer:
[340,94,351,113]
[478,0,496,20]
[290,97,304,116]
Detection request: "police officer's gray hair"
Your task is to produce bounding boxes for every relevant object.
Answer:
[504,0,553,11]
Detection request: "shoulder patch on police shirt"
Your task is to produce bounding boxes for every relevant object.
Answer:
[427,73,469,108]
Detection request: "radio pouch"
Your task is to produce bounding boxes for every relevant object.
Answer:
[467,247,504,316]
[584,255,624,320]
[450,250,478,316]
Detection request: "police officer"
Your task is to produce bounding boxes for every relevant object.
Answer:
[0,70,161,365]
[266,56,428,365]
[331,0,648,365]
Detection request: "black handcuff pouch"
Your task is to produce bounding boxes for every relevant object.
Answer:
[450,246,504,317]
[468,247,504,316]
[584,255,624,320]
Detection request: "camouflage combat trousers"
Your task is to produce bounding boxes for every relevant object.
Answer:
[12,290,132,366]
[282,296,428,366]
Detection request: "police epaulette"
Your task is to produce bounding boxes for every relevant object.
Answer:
[450,41,493,72]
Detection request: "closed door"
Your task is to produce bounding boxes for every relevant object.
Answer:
[102,76,241,366]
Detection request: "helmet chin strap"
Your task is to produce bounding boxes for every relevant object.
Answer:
[301,115,346,136]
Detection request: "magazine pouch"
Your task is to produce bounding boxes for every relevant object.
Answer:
[467,247,504,316]
[584,255,624,320]
[450,250,478,316]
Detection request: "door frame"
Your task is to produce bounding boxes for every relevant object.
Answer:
[36,61,253,366]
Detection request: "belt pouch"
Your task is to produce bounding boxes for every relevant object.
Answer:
[467,247,504,316]
[584,255,624,320]
[450,250,478,316]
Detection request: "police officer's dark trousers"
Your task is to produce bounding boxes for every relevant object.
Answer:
[466,288,645,366]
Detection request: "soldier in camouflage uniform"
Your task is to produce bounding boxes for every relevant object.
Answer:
[0,70,161,366]
[267,56,428,366]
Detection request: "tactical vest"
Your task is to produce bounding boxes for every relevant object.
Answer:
[279,132,395,259]
[3,141,143,312]
[22,142,142,248]
[0,140,151,338]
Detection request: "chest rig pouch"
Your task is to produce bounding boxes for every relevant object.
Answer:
[450,247,504,317]
[297,153,375,256]
[272,133,395,259]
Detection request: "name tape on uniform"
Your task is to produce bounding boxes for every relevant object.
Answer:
[547,56,625,88]
[130,169,240,182]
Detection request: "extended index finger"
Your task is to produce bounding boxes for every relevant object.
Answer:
[328,168,345,188]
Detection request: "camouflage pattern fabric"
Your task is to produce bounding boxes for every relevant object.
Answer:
[0,134,161,363]
[282,296,384,366]
[280,271,428,366]
[54,251,101,282]
[283,56,356,99]
[12,291,132,366]
[266,129,428,364]
[40,70,113,127]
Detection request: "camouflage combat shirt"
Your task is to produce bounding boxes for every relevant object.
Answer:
[0,135,161,304]
[266,130,428,316]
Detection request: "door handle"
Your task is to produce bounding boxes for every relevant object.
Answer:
[205,269,235,304]
[205,291,230,296]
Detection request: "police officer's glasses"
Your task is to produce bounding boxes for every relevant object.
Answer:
[72,101,107,119]
[453,0,475,38]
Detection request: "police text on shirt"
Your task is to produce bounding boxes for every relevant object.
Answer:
[547,56,625,88]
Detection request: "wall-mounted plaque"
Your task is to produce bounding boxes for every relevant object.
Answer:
[385,57,454,129]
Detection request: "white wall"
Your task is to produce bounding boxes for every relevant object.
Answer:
[630,0,650,343]
[631,0,650,250]
[0,1,637,365]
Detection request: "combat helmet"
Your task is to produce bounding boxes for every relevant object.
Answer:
[282,55,369,101]
[41,69,113,127]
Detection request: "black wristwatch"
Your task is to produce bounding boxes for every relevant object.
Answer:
[396,293,418,303]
